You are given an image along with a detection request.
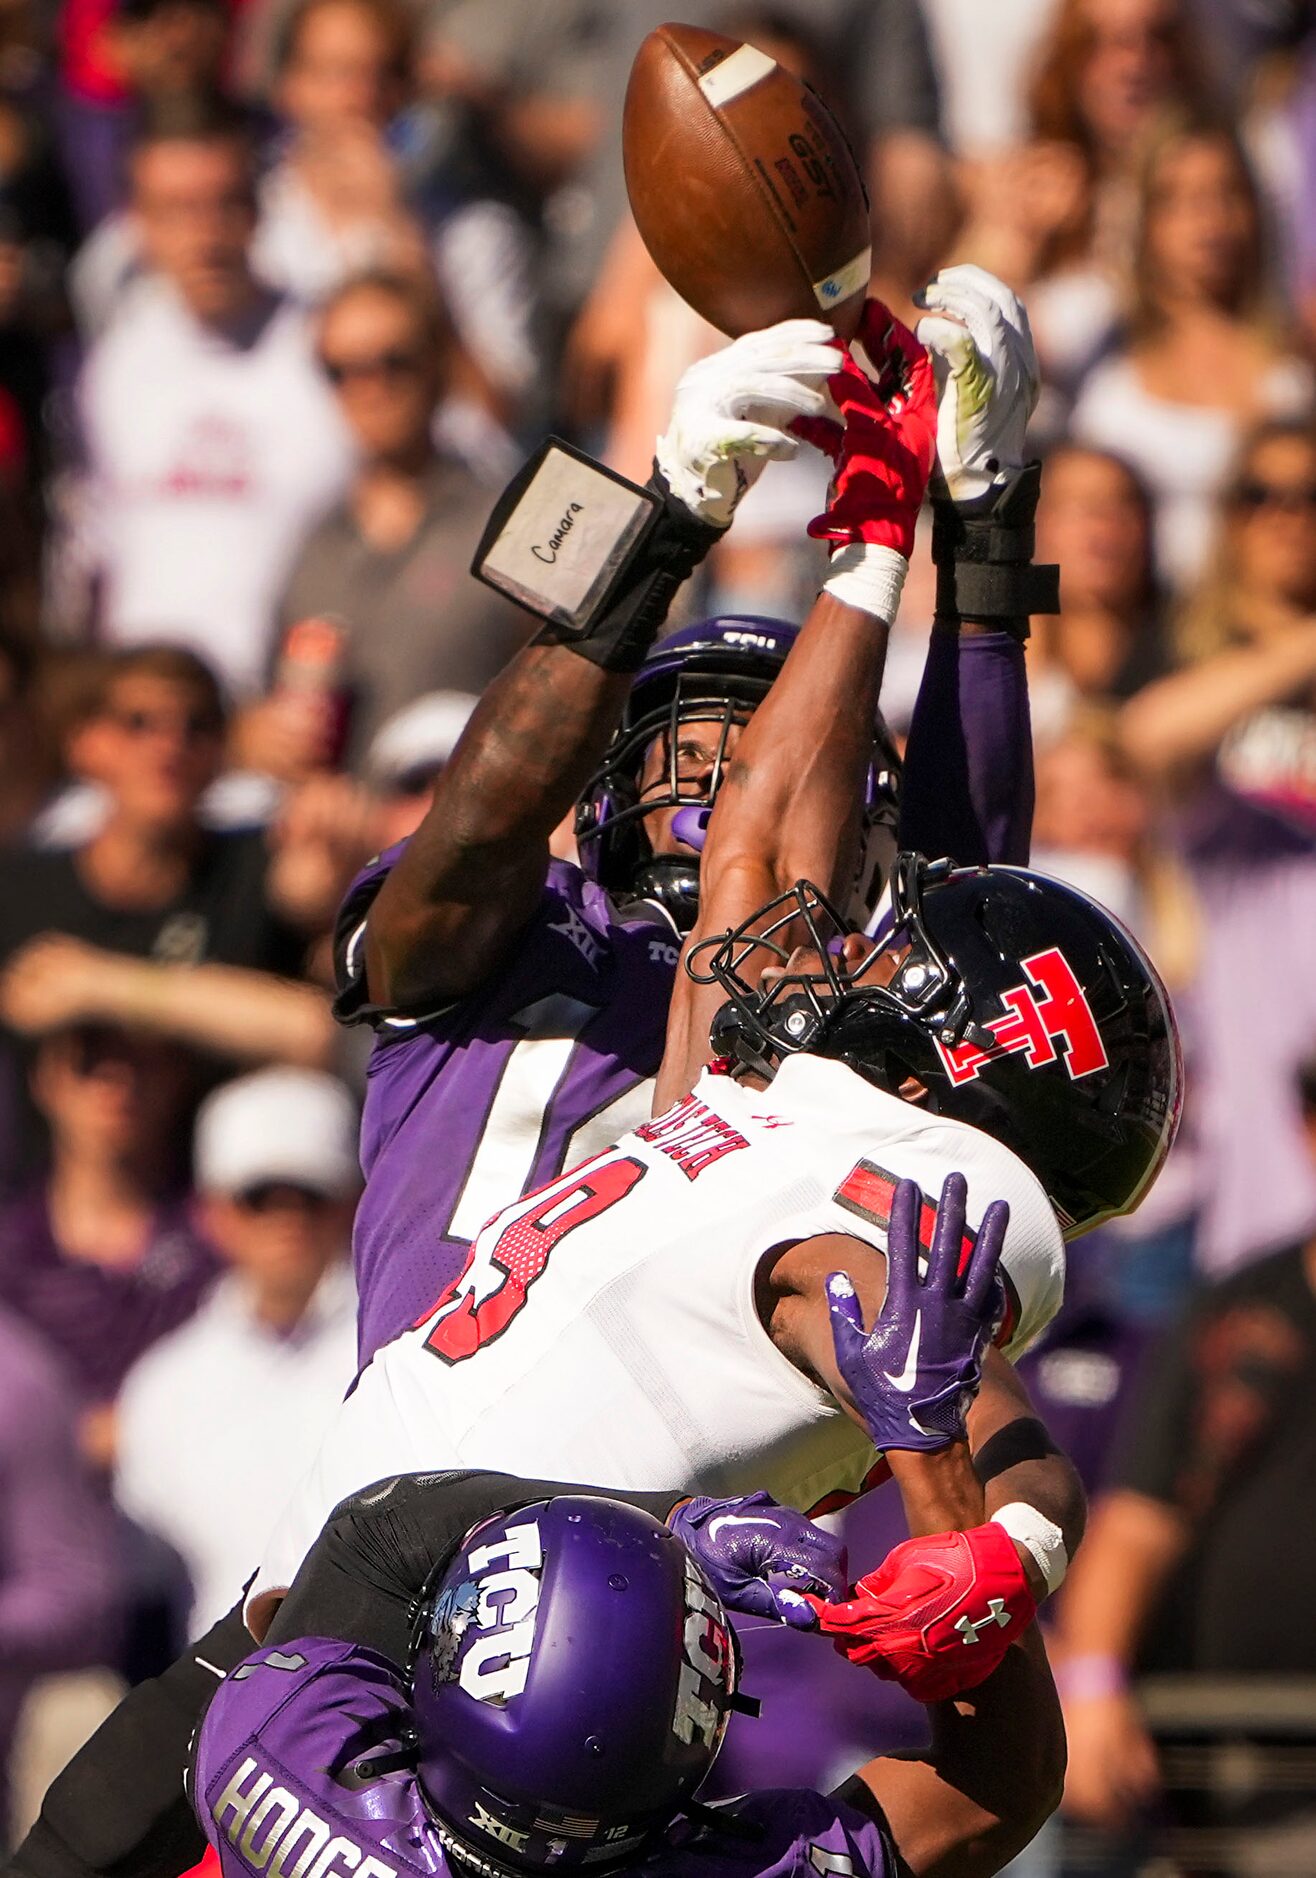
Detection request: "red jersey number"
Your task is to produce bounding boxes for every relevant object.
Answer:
[423,1155,646,1364]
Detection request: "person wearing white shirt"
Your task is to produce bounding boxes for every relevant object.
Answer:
[70,97,355,697]
[114,1068,359,1632]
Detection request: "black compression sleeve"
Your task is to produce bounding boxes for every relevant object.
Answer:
[264,1472,684,1666]
[5,1602,252,1878]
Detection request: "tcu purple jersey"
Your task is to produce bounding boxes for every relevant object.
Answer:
[336,854,675,1364]
[195,1639,897,1878]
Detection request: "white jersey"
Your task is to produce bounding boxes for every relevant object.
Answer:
[78,279,354,696]
[251,1055,1064,1613]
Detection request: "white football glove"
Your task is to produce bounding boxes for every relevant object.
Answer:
[913,265,1040,504]
[656,318,838,529]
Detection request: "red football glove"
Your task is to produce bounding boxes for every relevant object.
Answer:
[793,299,937,558]
[804,1522,1036,1704]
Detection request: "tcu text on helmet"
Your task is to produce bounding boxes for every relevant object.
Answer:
[460,1520,544,1705]
[673,1560,731,1748]
[212,1758,396,1878]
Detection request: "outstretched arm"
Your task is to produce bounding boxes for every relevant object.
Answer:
[900,628,1034,868]
[655,308,937,1107]
[366,646,634,1010]
[365,324,839,1012]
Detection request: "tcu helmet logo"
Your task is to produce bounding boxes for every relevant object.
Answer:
[934,948,1109,1088]
[456,1521,544,1705]
[673,1562,732,1749]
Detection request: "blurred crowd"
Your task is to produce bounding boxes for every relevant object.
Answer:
[0,0,1315,1871]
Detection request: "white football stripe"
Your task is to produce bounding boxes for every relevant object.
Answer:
[813,246,872,312]
[698,43,776,106]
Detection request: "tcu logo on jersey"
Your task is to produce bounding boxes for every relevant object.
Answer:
[457,1520,544,1705]
[934,948,1109,1088]
[673,1561,733,1749]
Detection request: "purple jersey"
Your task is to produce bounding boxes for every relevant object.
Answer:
[336,630,1033,1368]
[195,1638,897,1878]
[336,855,675,1365]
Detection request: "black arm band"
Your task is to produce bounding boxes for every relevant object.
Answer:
[931,463,1060,641]
[472,438,724,674]
[972,1416,1062,1486]
[536,470,723,673]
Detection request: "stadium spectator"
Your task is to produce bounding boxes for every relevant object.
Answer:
[1071,115,1311,589]
[1055,1058,1316,1865]
[113,1068,356,1630]
[952,0,1215,404]
[0,1022,212,1449]
[364,687,475,845]
[266,271,525,769]
[61,97,353,695]
[0,648,306,979]
[1122,416,1316,824]
[1030,445,1167,710]
[65,0,238,335]
[255,689,478,941]
[54,0,235,237]
[0,1307,121,1850]
[252,0,426,307]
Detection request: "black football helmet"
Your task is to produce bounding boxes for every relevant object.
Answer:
[697,853,1182,1238]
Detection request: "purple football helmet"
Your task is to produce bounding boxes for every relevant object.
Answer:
[575,617,898,933]
[412,1496,739,1876]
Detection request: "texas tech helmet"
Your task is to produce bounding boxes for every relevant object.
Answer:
[702,853,1182,1238]
[411,1496,738,1875]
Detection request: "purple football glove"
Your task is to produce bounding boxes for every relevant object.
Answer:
[826,1171,1007,1453]
[669,1489,848,1629]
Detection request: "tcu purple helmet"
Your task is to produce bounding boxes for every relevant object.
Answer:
[575,617,897,932]
[411,1496,739,1875]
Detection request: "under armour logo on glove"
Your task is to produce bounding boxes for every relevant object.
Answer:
[826,1171,1007,1454]
[805,1523,1036,1705]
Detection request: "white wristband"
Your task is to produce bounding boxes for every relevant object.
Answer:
[991,1501,1068,1596]
[822,541,908,624]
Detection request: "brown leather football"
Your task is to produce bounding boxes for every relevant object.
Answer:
[623,21,871,340]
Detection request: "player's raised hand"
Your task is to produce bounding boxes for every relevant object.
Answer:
[826,1173,1007,1453]
[795,300,937,561]
[656,318,839,529]
[912,263,1039,504]
[669,1488,847,1629]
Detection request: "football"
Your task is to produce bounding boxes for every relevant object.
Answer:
[623,21,872,341]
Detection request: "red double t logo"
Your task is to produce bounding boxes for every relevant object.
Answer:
[934,947,1108,1088]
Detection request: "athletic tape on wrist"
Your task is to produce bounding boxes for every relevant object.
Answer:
[990,1500,1068,1596]
[822,541,908,623]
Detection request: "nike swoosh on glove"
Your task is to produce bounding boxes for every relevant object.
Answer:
[669,1489,848,1629]
[826,1172,1007,1454]
[791,299,936,558]
[805,1521,1036,1703]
